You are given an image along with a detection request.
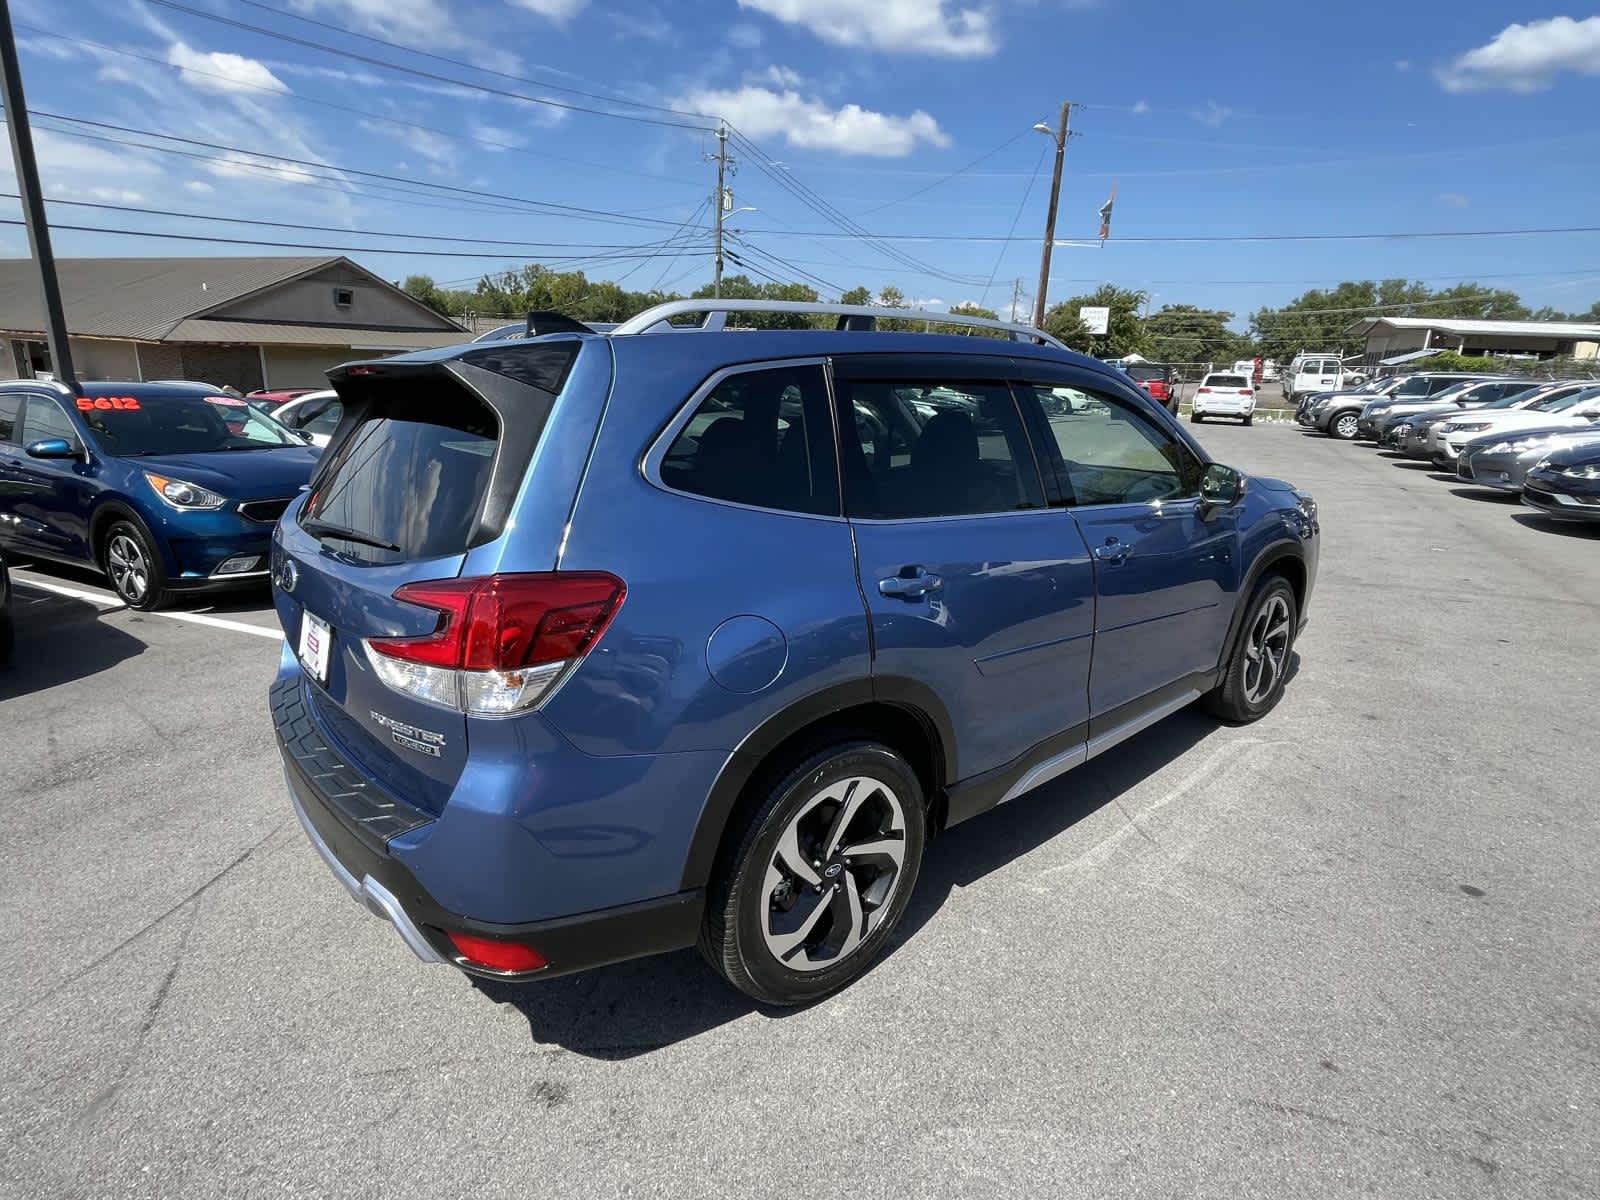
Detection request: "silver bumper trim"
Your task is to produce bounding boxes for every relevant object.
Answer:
[285,768,445,965]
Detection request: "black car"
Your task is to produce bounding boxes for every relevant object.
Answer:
[1523,441,1600,524]
[0,544,12,663]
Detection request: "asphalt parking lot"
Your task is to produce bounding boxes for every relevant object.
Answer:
[2,421,1596,1199]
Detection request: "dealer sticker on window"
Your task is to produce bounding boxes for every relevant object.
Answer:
[298,610,332,684]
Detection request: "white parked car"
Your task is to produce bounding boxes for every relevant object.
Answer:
[1435,386,1600,462]
[1191,372,1256,425]
[271,389,343,449]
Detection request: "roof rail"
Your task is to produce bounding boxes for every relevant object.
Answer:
[609,299,1068,349]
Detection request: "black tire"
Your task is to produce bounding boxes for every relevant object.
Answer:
[1243,415,1254,427]
[701,740,926,1006]
[1190,413,1202,424]
[101,518,170,610]
[0,611,12,664]
[1204,575,1298,724]
[1329,411,1360,440]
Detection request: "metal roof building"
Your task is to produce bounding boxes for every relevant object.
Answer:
[0,256,467,390]
[1346,315,1600,364]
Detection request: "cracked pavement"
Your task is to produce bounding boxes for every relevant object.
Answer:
[1,421,1597,1198]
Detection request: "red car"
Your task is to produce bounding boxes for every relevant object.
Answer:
[246,389,316,410]
[1123,364,1178,413]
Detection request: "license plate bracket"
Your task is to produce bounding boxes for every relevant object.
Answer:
[298,610,333,684]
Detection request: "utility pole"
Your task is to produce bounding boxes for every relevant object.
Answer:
[0,0,73,385]
[1031,101,1073,331]
[707,123,734,299]
[1010,278,1023,323]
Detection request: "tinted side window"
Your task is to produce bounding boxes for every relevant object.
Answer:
[833,376,1043,519]
[659,364,838,516]
[0,395,18,443]
[1021,382,1203,506]
[21,397,79,447]
[1426,377,1463,394]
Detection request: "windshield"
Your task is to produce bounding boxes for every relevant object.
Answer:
[1532,389,1592,413]
[77,390,301,456]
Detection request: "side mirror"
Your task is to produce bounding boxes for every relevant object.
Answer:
[25,438,78,460]
[1199,463,1244,514]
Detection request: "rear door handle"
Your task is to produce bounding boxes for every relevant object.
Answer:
[878,568,944,600]
[1094,539,1130,565]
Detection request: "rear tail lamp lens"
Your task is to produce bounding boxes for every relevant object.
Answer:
[363,573,624,716]
[446,932,548,973]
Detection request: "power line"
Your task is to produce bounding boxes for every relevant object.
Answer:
[3,191,714,253]
[229,0,714,121]
[141,0,713,132]
[858,128,1032,217]
[31,110,690,231]
[14,22,705,189]
[0,216,714,262]
[980,140,1048,308]
[739,224,1600,244]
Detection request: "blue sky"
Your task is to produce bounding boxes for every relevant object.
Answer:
[6,0,1600,329]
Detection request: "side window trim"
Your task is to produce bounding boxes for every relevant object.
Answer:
[641,356,844,520]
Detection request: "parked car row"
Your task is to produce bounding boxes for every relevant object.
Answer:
[1294,370,1600,526]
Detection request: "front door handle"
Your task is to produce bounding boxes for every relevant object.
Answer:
[1094,538,1131,565]
[878,567,944,600]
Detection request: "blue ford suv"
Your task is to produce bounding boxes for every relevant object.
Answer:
[271,302,1318,1004]
[0,380,317,609]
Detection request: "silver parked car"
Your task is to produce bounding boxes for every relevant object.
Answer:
[1457,426,1600,491]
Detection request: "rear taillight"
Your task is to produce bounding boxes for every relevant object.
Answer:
[364,573,625,716]
[1237,389,1253,396]
[446,932,547,973]
[1197,387,1211,394]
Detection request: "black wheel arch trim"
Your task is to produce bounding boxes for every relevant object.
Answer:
[677,674,958,892]
[1217,541,1306,672]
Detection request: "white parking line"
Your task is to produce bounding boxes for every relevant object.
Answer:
[14,575,284,642]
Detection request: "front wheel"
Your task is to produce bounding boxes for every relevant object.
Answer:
[102,519,169,610]
[701,742,926,1005]
[1205,576,1298,723]
[1330,412,1360,440]
[1243,415,1254,426]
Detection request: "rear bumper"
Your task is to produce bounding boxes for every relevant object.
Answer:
[272,670,704,980]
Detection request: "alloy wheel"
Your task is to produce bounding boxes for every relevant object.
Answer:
[106,533,149,603]
[757,775,908,973]
[1242,594,1292,704]
[1334,414,1359,439]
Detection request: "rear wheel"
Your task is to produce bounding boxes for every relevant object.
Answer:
[1330,412,1360,440]
[1190,413,1203,424]
[1243,415,1254,426]
[701,741,925,1006]
[1205,576,1297,723]
[102,519,169,610]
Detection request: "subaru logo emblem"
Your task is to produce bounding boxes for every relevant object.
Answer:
[824,863,843,878]
[276,556,299,593]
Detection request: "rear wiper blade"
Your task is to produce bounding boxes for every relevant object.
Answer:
[301,518,400,552]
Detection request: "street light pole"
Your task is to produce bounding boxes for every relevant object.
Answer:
[0,0,73,386]
[1031,101,1072,331]
[710,123,731,298]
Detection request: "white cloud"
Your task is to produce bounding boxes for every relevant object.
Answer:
[183,180,216,195]
[752,65,803,87]
[205,151,328,187]
[288,0,463,47]
[510,0,589,20]
[675,85,949,156]
[1192,100,1232,127]
[359,120,457,166]
[1131,99,1149,115]
[727,24,763,49]
[1437,16,1600,92]
[736,0,995,57]
[467,122,528,150]
[1437,192,1470,208]
[1394,58,1412,71]
[166,41,288,95]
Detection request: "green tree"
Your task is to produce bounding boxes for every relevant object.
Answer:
[839,285,872,307]
[402,274,470,317]
[690,275,820,327]
[947,301,1005,339]
[1144,304,1251,365]
[1042,283,1150,358]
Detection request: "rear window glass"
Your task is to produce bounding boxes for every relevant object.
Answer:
[659,365,838,516]
[1205,375,1249,388]
[1124,365,1167,382]
[304,395,497,562]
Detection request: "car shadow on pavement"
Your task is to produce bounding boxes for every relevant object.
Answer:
[1448,487,1519,503]
[473,688,1262,1059]
[0,584,145,699]
[1509,512,1600,538]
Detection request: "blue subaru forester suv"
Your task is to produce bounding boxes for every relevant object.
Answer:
[271,302,1318,1004]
